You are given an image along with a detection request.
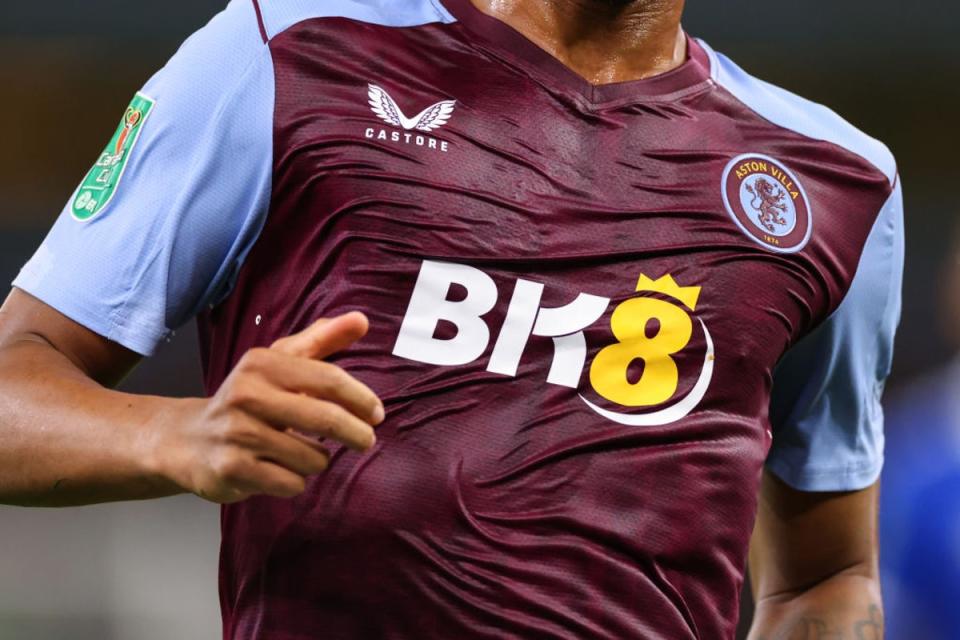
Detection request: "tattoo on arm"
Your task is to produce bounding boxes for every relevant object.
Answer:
[853,605,883,640]
[755,605,883,640]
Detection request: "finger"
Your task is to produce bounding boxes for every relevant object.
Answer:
[242,389,377,451]
[272,312,369,361]
[248,348,384,425]
[208,448,306,500]
[283,428,328,448]
[234,459,308,499]
[196,486,251,505]
[252,425,332,477]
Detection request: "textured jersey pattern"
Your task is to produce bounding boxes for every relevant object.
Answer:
[14,1,902,638]
[198,2,897,638]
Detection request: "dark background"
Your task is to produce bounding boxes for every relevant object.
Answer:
[0,2,957,638]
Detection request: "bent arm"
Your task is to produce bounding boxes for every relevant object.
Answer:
[0,289,382,508]
[747,470,884,640]
[0,288,185,506]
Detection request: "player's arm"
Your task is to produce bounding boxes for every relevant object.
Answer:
[749,175,903,638]
[0,288,382,507]
[0,2,385,507]
[746,472,882,639]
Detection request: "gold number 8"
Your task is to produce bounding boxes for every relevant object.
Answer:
[589,297,694,407]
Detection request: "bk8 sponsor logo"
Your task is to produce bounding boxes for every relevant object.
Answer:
[392,261,716,426]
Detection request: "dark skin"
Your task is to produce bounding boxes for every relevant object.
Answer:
[470,0,688,84]
[748,474,882,639]
[0,0,881,636]
[0,290,383,506]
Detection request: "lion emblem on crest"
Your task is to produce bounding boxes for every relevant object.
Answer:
[722,154,812,253]
[745,177,789,233]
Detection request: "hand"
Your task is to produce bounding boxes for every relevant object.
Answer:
[154,312,384,504]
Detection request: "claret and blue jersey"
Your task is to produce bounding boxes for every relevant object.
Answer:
[13,1,904,638]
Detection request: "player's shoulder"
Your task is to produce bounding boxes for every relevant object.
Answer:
[698,38,896,186]
[254,0,454,41]
[143,0,271,102]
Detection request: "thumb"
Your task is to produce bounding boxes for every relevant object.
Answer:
[271,312,370,360]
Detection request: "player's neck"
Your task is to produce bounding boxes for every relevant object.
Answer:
[467,0,687,85]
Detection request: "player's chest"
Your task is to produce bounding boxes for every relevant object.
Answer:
[268,28,825,260]
[272,61,821,296]
[288,100,755,264]
[263,37,840,374]
[220,39,871,437]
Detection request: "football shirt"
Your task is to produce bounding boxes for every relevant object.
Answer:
[14,1,903,637]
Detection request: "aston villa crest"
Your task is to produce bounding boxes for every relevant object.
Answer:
[721,154,813,253]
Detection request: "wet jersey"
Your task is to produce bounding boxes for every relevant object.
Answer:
[14,1,904,638]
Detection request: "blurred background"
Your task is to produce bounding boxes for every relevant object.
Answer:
[1,2,957,639]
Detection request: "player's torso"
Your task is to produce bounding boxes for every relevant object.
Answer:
[199,13,887,640]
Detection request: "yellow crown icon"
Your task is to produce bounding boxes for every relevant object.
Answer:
[636,274,701,311]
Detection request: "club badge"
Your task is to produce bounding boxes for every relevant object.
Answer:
[721,153,812,253]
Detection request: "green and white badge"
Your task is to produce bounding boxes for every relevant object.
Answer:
[72,92,155,221]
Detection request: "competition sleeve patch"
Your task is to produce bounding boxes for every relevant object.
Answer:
[72,92,155,221]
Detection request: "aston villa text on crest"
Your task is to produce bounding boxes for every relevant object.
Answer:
[363,127,450,153]
[734,158,800,200]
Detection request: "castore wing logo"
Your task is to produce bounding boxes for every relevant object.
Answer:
[367,84,456,132]
[364,84,455,153]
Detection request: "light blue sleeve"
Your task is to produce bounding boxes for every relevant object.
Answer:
[12,0,274,356]
[767,181,905,491]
